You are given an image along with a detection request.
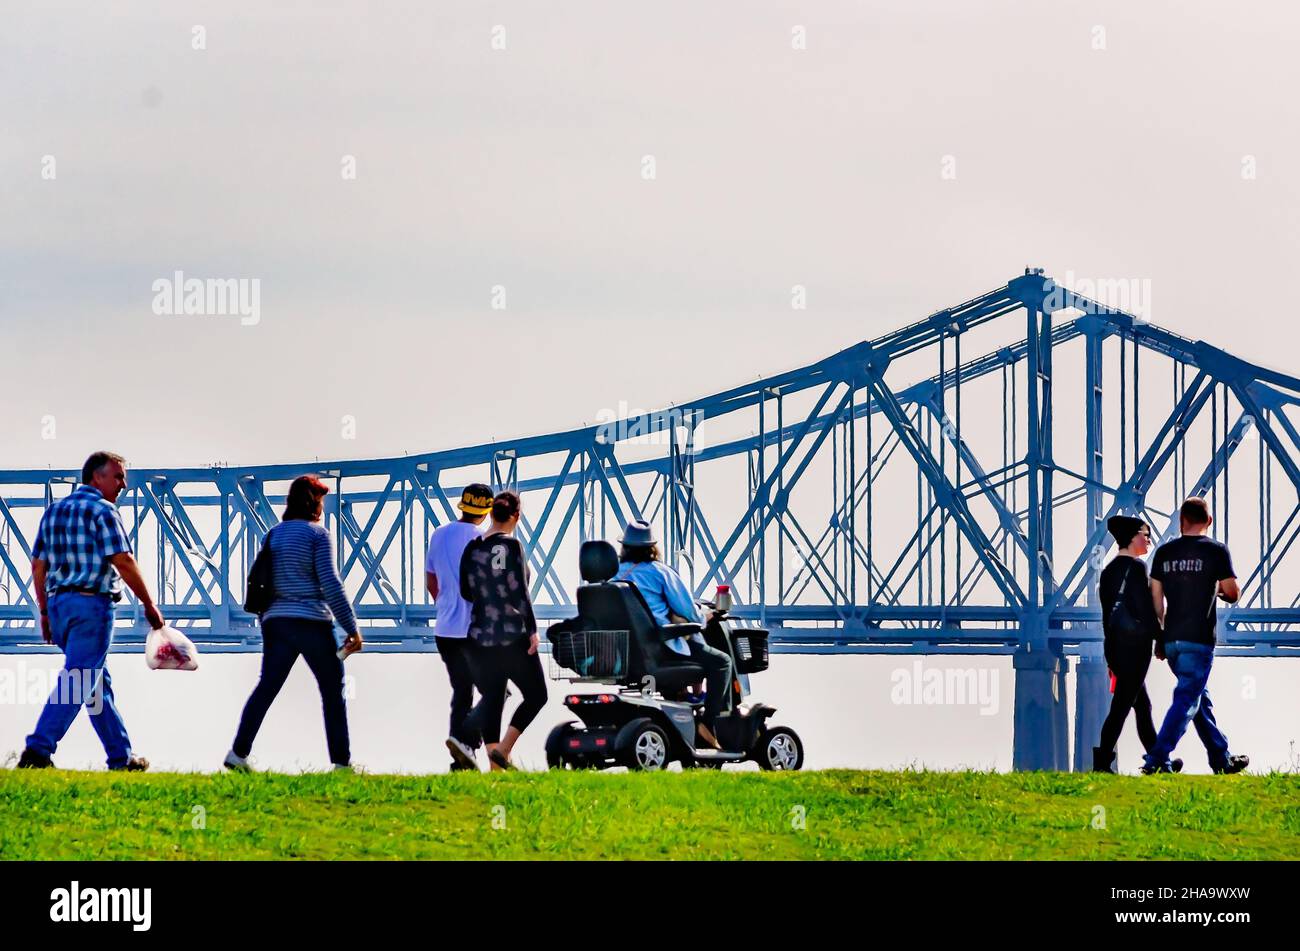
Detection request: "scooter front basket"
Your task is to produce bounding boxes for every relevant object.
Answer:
[730,628,770,674]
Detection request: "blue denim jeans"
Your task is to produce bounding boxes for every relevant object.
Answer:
[1144,640,1231,771]
[26,593,133,768]
[232,617,350,766]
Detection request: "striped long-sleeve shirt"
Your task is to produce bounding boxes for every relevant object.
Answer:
[259,519,359,634]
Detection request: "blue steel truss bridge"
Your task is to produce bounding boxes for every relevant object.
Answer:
[3,270,1297,768]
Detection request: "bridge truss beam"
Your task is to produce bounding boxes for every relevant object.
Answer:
[5,271,1300,769]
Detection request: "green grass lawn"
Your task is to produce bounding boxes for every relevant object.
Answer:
[1,769,1297,860]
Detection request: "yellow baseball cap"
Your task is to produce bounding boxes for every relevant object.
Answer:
[458,484,494,515]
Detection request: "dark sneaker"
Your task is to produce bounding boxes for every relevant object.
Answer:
[1170,758,1184,773]
[1140,761,1174,775]
[1214,754,1250,775]
[17,748,53,769]
[487,748,516,771]
[110,756,149,772]
[445,737,478,772]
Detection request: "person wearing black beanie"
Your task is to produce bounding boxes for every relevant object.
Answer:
[1093,515,1181,774]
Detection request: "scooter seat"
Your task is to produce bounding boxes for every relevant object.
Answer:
[649,663,705,695]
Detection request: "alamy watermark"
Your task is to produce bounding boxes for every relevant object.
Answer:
[50,881,151,932]
[890,660,1000,715]
[1,661,104,713]
[1044,269,1152,324]
[594,401,706,455]
[151,270,261,326]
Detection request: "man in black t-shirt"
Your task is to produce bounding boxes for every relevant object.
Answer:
[1143,498,1250,775]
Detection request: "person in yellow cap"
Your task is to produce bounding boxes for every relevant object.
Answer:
[426,483,492,771]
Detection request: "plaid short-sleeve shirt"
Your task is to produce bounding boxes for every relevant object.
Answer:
[31,484,133,597]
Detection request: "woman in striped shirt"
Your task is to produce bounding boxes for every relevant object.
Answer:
[225,475,363,772]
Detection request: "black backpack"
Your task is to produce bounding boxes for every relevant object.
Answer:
[243,528,276,615]
[1108,560,1146,640]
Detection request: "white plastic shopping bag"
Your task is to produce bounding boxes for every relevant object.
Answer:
[145,625,200,671]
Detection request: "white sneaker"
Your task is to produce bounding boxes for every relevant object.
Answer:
[332,763,356,773]
[223,750,252,772]
[446,737,479,771]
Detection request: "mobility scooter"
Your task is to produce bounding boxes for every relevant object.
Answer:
[544,540,804,771]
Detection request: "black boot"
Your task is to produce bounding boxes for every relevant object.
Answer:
[1092,747,1117,773]
[17,748,53,769]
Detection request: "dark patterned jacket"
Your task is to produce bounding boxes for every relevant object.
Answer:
[459,532,536,647]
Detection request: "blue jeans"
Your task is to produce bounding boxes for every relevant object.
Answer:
[26,593,133,768]
[233,617,351,766]
[1144,641,1232,771]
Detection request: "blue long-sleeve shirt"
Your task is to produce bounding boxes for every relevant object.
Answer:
[259,519,359,635]
[614,560,703,656]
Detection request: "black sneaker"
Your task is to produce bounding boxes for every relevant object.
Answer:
[1170,758,1184,773]
[487,748,516,771]
[17,748,53,769]
[110,756,149,772]
[1140,761,1174,775]
[1214,754,1250,775]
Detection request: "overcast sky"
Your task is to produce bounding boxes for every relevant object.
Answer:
[3,2,1299,773]
[3,1,1297,470]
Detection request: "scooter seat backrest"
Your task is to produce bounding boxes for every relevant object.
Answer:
[575,577,673,682]
[579,540,619,583]
[576,582,644,682]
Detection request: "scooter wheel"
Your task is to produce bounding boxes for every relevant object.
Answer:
[753,726,804,771]
[619,722,672,771]
[545,721,582,770]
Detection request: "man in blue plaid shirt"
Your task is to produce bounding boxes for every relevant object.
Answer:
[18,451,166,771]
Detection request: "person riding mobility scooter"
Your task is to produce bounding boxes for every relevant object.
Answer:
[544,540,804,771]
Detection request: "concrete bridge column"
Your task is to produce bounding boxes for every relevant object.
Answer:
[1012,643,1070,770]
[1072,642,1111,772]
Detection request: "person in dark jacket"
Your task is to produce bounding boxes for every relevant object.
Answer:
[1094,515,1180,774]
[446,491,547,771]
[225,475,363,772]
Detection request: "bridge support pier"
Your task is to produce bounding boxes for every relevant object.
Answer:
[1072,642,1110,772]
[1012,644,1070,770]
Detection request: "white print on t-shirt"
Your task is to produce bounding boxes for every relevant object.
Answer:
[491,545,508,572]
[1161,558,1204,573]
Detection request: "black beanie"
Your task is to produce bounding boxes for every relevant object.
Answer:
[1107,515,1147,548]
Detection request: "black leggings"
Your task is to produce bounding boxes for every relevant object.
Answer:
[1098,646,1158,755]
[233,617,350,766]
[459,639,548,746]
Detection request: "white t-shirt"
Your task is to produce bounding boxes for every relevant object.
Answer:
[424,520,482,638]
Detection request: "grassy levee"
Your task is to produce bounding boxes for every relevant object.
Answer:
[1,769,1297,860]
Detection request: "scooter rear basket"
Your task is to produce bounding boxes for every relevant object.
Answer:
[547,629,630,681]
